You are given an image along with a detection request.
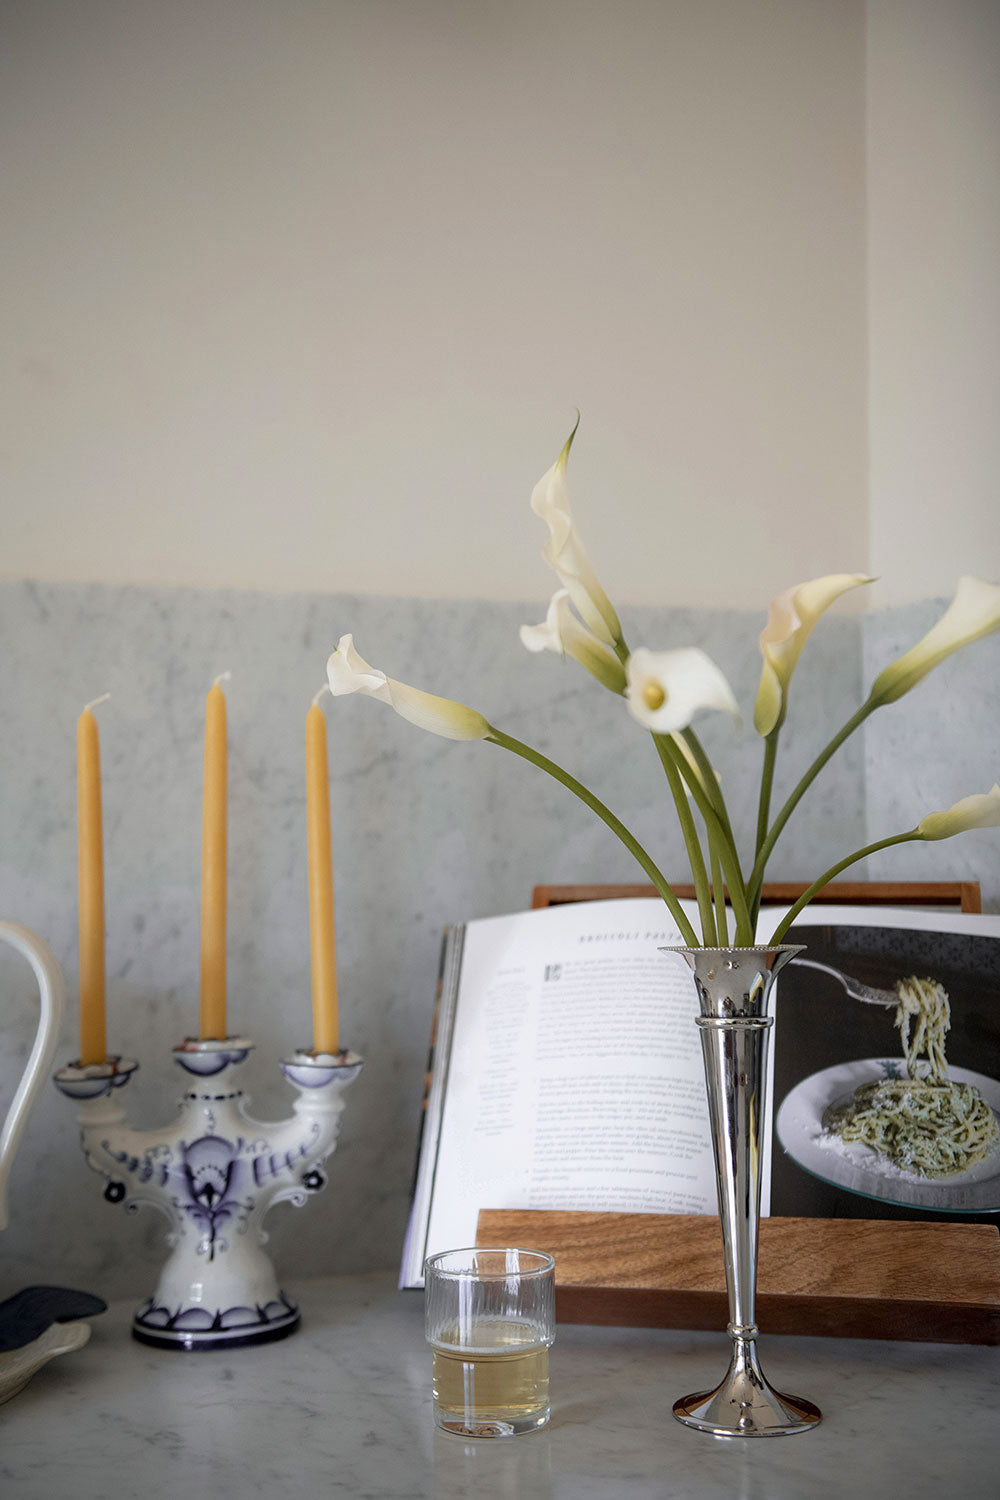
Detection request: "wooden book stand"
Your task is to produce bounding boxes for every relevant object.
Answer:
[478,881,999,1344]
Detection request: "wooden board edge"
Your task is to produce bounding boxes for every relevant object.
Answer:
[553,1284,1000,1345]
[531,881,981,912]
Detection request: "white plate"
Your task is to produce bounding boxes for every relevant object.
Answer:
[775,1059,1000,1213]
[0,1320,91,1406]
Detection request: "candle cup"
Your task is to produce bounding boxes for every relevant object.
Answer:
[53,1055,139,1103]
[54,1038,362,1350]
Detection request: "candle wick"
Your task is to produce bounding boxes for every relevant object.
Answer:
[311,684,332,709]
[83,692,111,714]
[212,671,232,689]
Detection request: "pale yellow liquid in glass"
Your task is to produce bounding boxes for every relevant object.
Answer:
[431,1318,550,1436]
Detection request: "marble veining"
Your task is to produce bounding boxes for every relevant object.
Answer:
[0,579,995,1303]
[0,1274,998,1499]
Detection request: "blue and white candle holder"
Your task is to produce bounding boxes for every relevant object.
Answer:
[54,1038,362,1351]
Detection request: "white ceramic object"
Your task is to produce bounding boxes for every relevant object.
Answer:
[0,1320,92,1407]
[0,922,65,1232]
[55,1038,363,1349]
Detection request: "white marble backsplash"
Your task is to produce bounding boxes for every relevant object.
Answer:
[862,598,1000,892]
[0,578,994,1299]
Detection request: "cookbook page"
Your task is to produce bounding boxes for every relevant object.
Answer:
[411,897,730,1283]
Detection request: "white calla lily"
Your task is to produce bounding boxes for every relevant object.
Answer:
[326,635,491,741]
[531,422,622,647]
[868,576,1000,707]
[326,634,393,704]
[520,589,626,693]
[754,572,873,736]
[916,784,1000,841]
[626,646,741,734]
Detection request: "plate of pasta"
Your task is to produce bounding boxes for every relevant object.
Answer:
[776,1058,1000,1211]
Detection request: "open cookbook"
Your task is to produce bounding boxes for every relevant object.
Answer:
[400,896,1000,1288]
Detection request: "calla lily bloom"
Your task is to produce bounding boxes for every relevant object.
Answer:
[326,635,491,741]
[916,784,1000,840]
[626,646,741,735]
[754,573,873,736]
[520,589,627,694]
[531,422,622,647]
[868,576,1000,707]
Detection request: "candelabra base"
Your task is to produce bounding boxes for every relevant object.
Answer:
[133,1292,300,1352]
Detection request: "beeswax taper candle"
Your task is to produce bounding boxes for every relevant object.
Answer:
[305,690,339,1054]
[77,695,109,1065]
[200,676,228,1039]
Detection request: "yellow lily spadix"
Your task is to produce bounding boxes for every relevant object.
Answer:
[626,647,741,735]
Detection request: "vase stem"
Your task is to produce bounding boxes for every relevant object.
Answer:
[696,1011,771,1338]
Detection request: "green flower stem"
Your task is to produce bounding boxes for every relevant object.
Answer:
[750,732,779,927]
[710,843,729,945]
[680,728,737,848]
[747,700,874,910]
[486,727,700,946]
[755,733,778,860]
[768,831,921,944]
[651,734,715,944]
[654,734,755,944]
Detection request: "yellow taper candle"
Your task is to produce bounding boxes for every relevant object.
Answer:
[305,691,339,1054]
[77,695,109,1065]
[200,675,229,1040]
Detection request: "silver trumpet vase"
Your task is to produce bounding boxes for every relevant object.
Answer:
[664,946,820,1437]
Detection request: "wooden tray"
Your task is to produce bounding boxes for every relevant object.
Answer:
[477,1208,1000,1345]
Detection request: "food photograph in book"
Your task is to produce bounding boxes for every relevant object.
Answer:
[770,917,1000,1225]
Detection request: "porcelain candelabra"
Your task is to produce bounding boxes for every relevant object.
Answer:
[54,1038,362,1350]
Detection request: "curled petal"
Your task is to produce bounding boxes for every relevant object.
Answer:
[326,635,490,741]
[520,589,626,693]
[519,591,566,655]
[530,422,622,647]
[326,635,393,704]
[868,577,1000,707]
[626,646,741,734]
[754,573,873,736]
[916,784,1000,840]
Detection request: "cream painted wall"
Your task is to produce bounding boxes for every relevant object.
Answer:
[1,0,868,610]
[867,0,1000,605]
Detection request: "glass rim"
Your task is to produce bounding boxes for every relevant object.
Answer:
[423,1246,555,1281]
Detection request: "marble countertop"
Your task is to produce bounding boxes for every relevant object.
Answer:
[2,1272,999,1499]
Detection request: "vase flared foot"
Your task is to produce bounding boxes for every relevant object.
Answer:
[672,1339,820,1437]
